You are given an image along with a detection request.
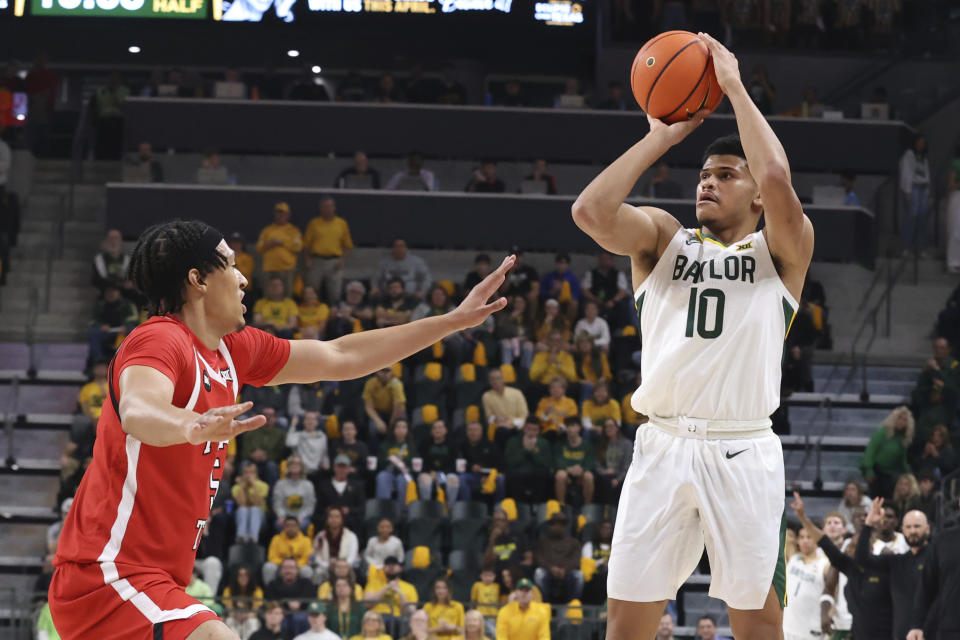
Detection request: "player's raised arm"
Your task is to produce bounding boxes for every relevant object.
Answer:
[268,255,515,385]
[571,113,706,258]
[699,33,813,270]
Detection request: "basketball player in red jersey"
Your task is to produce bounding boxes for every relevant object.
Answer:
[49,220,516,640]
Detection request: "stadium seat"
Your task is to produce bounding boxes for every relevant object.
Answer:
[410,404,448,445]
[450,501,489,551]
[364,498,402,538]
[454,363,487,409]
[403,547,444,600]
[405,500,447,549]
[413,362,448,408]
[227,542,266,576]
[447,549,481,602]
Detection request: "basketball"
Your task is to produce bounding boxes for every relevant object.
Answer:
[630,30,724,124]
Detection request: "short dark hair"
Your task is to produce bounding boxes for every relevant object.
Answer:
[284,516,299,525]
[701,134,746,166]
[387,276,404,287]
[475,253,491,264]
[698,614,717,625]
[128,220,227,316]
[555,252,570,263]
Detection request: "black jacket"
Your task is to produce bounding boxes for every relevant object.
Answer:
[818,535,893,639]
[855,524,930,640]
[912,526,960,636]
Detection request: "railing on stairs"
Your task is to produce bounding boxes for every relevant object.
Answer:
[787,250,908,491]
[43,96,91,314]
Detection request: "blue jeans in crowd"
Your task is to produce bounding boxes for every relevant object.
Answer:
[458,472,505,503]
[376,470,408,504]
[235,506,264,541]
[902,184,930,250]
[534,567,584,603]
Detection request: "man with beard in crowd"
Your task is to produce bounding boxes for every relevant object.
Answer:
[855,498,933,640]
[791,492,894,639]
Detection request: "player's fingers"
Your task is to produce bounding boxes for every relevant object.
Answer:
[234,415,267,431]
[481,297,509,314]
[476,256,514,298]
[212,401,254,418]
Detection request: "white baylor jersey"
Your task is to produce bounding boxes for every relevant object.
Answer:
[783,552,829,637]
[631,228,798,426]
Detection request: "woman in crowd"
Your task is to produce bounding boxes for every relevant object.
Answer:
[311,506,360,583]
[297,285,330,337]
[890,472,921,517]
[316,557,364,600]
[859,405,913,498]
[912,423,958,478]
[534,298,571,347]
[364,518,405,571]
[328,575,365,639]
[495,295,534,369]
[350,610,392,640]
[423,578,465,639]
[222,566,262,640]
[573,332,612,401]
[463,609,491,640]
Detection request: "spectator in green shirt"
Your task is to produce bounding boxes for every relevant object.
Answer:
[911,338,960,446]
[240,406,288,486]
[504,417,554,504]
[860,406,914,499]
[553,417,596,505]
[185,565,223,615]
[36,602,61,640]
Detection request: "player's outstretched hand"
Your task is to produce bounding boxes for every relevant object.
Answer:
[185,401,266,445]
[698,32,741,94]
[451,255,516,330]
[865,496,885,527]
[790,491,806,521]
[907,629,924,640]
[647,111,708,148]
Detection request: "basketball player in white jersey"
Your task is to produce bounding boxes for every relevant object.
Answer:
[783,528,830,640]
[572,34,814,639]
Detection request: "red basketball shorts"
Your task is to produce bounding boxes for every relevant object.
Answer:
[49,562,219,640]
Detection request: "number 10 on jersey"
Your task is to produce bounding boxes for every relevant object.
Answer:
[685,287,725,339]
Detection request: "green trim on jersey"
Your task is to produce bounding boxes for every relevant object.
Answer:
[635,292,645,343]
[773,511,788,608]
[696,228,729,248]
[782,297,797,339]
[830,632,851,640]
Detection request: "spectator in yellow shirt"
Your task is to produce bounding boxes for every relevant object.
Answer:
[364,556,418,618]
[303,196,354,305]
[363,367,407,442]
[253,277,299,338]
[263,516,314,584]
[470,567,501,618]
[534,298,571,346]
[298,286,330,336]
[423,578,465,639]
[580,381,621,438]
[227,231,255,288]
[573,332,612,393]
[231,462,269,543]
[77,361,109,421]
[482,368,530,448]
[529,332,578,386]
[256,201,303,295]
[535,377,578,439]
[495,579,549,640]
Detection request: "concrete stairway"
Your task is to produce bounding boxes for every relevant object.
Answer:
[0,160,117,344]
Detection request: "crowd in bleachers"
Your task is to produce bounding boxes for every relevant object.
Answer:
[34,189,960,639]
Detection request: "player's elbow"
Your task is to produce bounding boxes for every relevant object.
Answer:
[571,197,600,230]
[760,163,792,191]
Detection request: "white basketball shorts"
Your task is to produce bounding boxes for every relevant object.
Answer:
[607,418,787,610]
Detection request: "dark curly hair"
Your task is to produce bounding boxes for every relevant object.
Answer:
[701,134,746,165]
[128,220,227,316]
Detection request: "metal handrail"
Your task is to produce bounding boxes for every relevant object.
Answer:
[786,251,909,488]
[25,287,37,380]
[4,375,20,468]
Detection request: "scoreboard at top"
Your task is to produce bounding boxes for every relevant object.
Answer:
[3,0,586,25]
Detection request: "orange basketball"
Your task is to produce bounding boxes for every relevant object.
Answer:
[630,30,724,124]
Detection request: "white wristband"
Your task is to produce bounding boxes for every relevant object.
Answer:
[819,595,835,606]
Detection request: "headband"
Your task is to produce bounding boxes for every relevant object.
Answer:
[191,225,225,266]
